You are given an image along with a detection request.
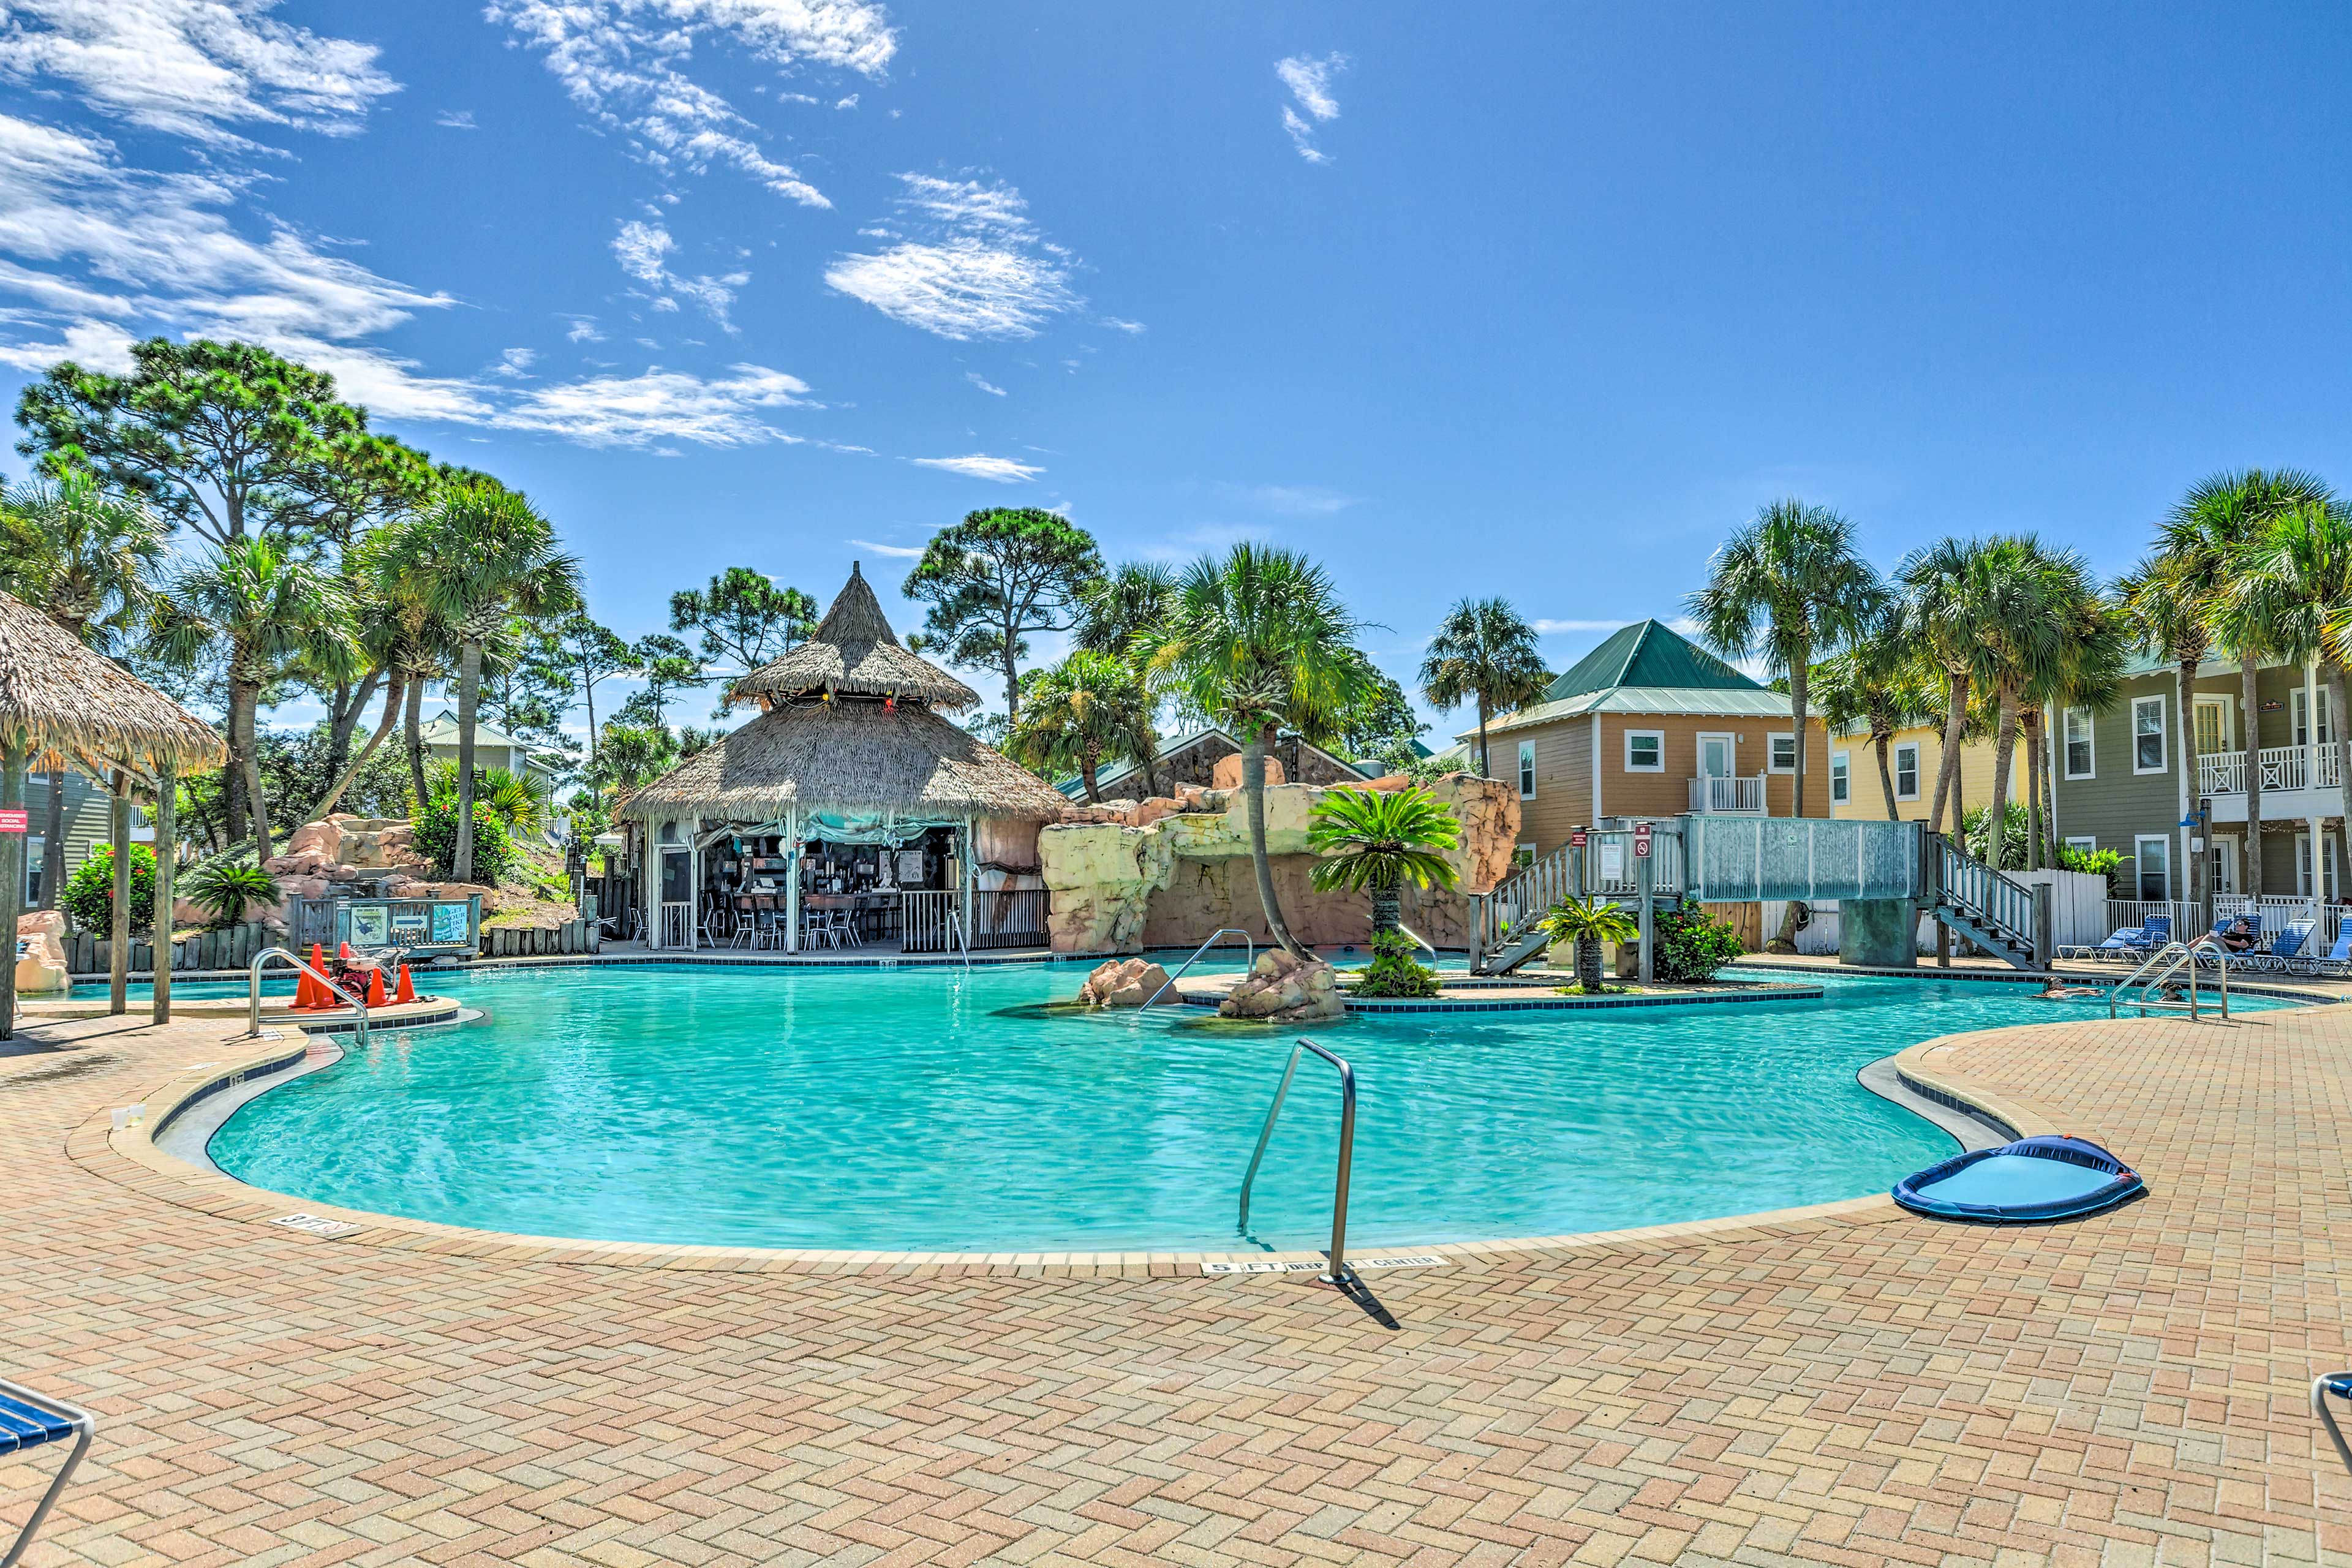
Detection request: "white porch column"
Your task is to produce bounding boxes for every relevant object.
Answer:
[688,816,702,949]
[962,816,976,946]
[644,819,665,949]
[2312,658,2327,927]
[785,804,801,954]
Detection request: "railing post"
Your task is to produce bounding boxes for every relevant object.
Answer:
[2031,883,2053,971]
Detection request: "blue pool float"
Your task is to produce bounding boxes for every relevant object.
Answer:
[1891,1134,2143,1223]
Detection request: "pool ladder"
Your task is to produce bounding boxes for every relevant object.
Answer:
[2109,935,2228,1022]
[246,946,370,1047]
[1235,1036,1358,1285]
[1133,928,1254,1019]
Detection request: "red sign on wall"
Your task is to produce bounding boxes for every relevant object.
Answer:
[0,809,27,834]
[1569,830,1587,847]
[1632,823,1653,859]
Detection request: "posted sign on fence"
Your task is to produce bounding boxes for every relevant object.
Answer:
[1633,823,1653,859]
[0,808,25,834]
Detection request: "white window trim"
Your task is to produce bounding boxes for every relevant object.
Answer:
[2063,706,2096,780]
[1829,749,1850,805]
[2295,831,2340,900]
[1893,742,1921,802]
[2214,836,2239,895]
[2132,695,2167,776]
[2293,686,2337,748]
[1765,732,1798,773]
[2193,694,2233,755]
[2133,833,2172,901]
[1623,729,1665,773]
[1517,739,1536,800]
[2064,835,2097,854]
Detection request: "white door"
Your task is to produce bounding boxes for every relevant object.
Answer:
[1697,734,1734,778]
[2214,837,2239,895]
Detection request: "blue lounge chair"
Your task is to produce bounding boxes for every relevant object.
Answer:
[2290,927,2352,978]
[0,1376,92,1568]
[2195,913,2261,969]
[2080,924,2152,962]
[2317,1372,2352,1476]
[2248,919,2313,973]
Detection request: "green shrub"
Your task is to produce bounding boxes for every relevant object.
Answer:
[1652,905,1746,982]
[410,791,518,886]
[184,859,282,929]
[62,842,156,937]
[2058,844,2122,895]
[1351,929,1441,998]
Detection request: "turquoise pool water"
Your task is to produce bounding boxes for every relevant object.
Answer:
[202,964,2260,1253]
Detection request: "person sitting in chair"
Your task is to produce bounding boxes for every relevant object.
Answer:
[2218,916,2259,954]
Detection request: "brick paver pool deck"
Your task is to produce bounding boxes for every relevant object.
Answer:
[1,993,2346,1566]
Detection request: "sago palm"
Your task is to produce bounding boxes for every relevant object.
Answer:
[1689,499,1882,823]
[1535,896,1638,993]
[1005,649,1159,803]
[371,480,579,883]
[1139,543,1368,957]
[1306,785,1461,937]
[1419,597,1549,782]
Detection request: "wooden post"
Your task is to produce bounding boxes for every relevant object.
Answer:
[108,777,131,1015]
[152,764,175,1023]
[0,739,23,1039]
[962,816,976,950]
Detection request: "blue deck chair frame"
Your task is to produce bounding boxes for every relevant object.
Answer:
[2079,924,2150,962]
[2194,914,2262,970]
[2248,919,2313,973]
[2289,925,2352,978]
[0,1376,92,1568]
[2316,1372,2352,1477]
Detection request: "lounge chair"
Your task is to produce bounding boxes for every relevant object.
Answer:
[2317,1373,2352,1477]
[2071,924,2150,962]
[2247,919,2313,973]
[1,1375,93,1568]
[2193,914,2261,970]
[2289,927,2352,978]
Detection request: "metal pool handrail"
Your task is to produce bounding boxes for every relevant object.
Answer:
[248,946,369,1048]
[2314,1371,2352,1476]
[2109,934,2228,1021]
[1134,927,1254,1017]
[1235,1036,1358,1286]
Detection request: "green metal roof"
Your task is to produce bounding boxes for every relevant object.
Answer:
[1543,620,1765,701]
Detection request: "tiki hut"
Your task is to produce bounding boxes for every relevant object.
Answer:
[0,590,226,1033]
[621,564,1068,953]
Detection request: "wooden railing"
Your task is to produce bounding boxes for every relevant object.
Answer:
[1686,773,1766,814]
[2198,744,2343,795]
[1926,832,2047,966]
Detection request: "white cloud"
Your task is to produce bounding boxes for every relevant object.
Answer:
[1216,482,1355,516]
[826,174,1081,340]
[1275,51,1348,162]
[496,364,813,448]
[1532,619,1631,634]
[1099,317,1146,334]
[486,0,896,208]
[436,109,477,130]
[848,537,925,559]
[610,217,747,331]
[492,347,537,377]
[835,93,858,109]
[0,0,399,145]
[965,371,1005,396]
[910,453,1042,483]
[562,314,605,342]
[612,219,675,283]
[0,317,134,372]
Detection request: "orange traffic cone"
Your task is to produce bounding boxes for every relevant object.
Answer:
[365,967,388,1008]
[296,944,326,1008]
[337,941,353,962]
[394,965,417,1004]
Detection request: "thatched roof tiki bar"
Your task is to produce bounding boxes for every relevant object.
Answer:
[0,590,225,1035]
[621,564,1070,955]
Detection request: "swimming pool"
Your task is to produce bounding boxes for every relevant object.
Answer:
[201,963,2260,1254]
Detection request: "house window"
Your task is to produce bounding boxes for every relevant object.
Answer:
[2296,832,2340,900]
[2064,835,2097,855]
[1515,843,1537,867]
[2132,696,2166,774]
[2064,706,2095,779]
[2133,834,2171,902]
[1768,733,1797,773]
[1517,740,1536,799]
[2194,695,2231,758]
[2293,686,2337,748]
[1830,751,1850,805]
[2214,836,2239,895]
[1893,742,1920,801]
[1624,731,1664,772]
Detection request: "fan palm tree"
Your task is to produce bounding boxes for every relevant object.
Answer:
[1688,500,1882,822]
[2176,469,2333,902]
[1975,538,2124,872]
[0,467,168,906]
[1305,785,1461,936]
[1419,597,1549,782]
[1809,609,1934,821]
[153,536,362,869]
[1534,896,1638,993]
[1004,650,1160,803]
[1139,543,1369,957]
[1074,561,1178,655]
[1894,537,2003,835]
[370,481,580,882]
[2223,497,2352,889]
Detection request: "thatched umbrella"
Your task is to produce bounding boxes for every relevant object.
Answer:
[624,563,1063,952]
[0,590,225,1034]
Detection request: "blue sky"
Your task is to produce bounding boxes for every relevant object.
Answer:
[4,2,2351,743]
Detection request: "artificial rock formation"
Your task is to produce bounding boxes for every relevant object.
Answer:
[1075,957,1174,1008]
[14,908,67,995]
[1217,946,1343,1023]
[266,815,432,902]
[1038,772,1518,955]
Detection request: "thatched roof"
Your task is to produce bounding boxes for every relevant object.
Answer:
[623,698,1071,822]
[730,562,979,712]
[0,590,224,778]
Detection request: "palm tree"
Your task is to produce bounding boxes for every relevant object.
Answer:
[1689,500,1882,822]
[1894,537,2001,835]
[1810,609,1934,820]
[154,536,361,869]
[1003,650,1159,803]
[371,481,580,883]
[1140,543,1368,958]
[1534,896,1638,993]
[1305,785,1461,937]
[1074,561,1178,655]
[0,468,168,907]
[2167,469,2331,902]
[2117,546,2219,889]
[1419,597,1549,780]
[2225,497,2352,894]
[1975,538,2124,872]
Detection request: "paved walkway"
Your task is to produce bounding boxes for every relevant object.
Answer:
[2,996,2347,1566]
